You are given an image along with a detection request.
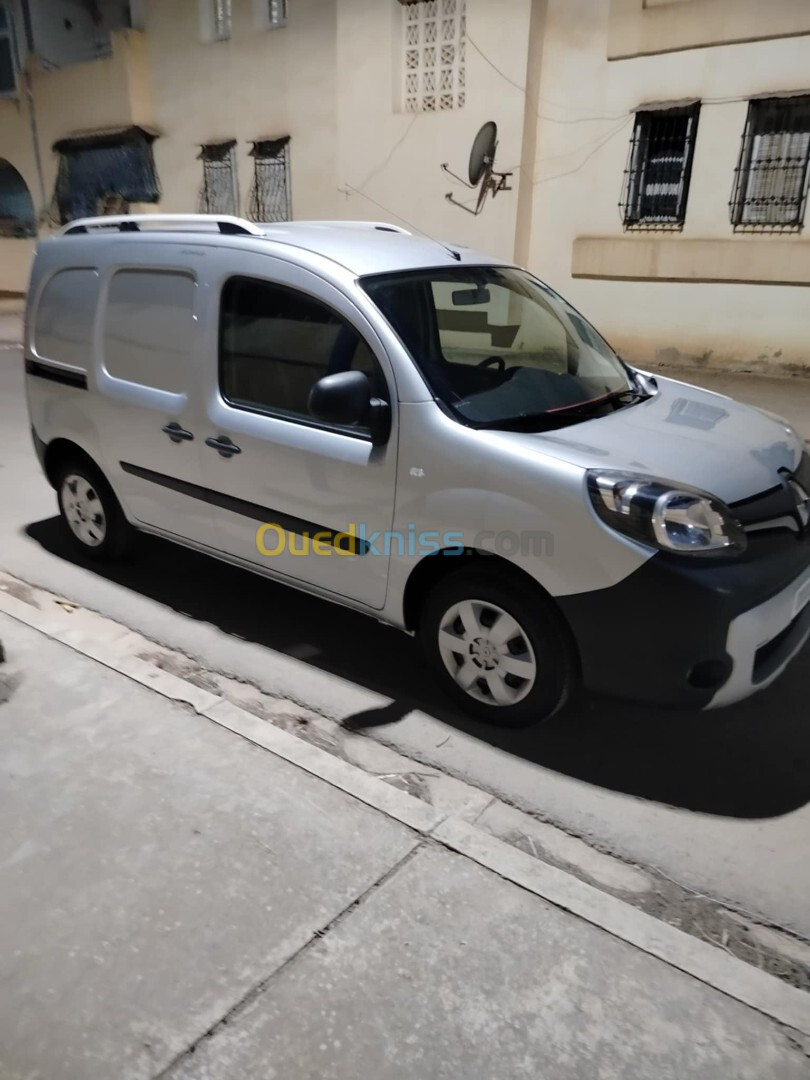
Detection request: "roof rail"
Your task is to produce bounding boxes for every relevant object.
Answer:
[58,214,266,237]
[265,220,411,235]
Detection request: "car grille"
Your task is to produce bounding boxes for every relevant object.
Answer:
[731,451,810,538]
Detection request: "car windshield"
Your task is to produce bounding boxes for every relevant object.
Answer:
[361,266,636,431]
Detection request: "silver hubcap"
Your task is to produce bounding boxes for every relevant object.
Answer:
[61,474,106,548]
[437,599,537,706]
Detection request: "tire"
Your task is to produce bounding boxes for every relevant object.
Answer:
[56,459,135,562]
[420,569,577,727]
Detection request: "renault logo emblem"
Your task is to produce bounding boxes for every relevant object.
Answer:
[788,479,810,529]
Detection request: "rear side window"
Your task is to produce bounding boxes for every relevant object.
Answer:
[103,270,196,393]
[34,267,99,368]
[219,276,387,429]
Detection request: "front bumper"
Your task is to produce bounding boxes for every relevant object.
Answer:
[557,534,810,709]
[707,563,810,708]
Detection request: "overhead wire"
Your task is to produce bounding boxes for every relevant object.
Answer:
[341,27,765,225]
[352,115,419,195]
[465,31,631,125]
[338,184,432,237]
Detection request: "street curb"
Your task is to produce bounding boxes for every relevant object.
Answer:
[0,585,808,1037]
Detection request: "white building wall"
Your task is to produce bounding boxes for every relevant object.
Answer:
[144,0,340,224]
[526,0,810,372]
[335,0,530,264]
[1,0,808,378]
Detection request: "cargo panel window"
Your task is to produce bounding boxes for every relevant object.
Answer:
[103,270,196,393]
[34,268,99,368]
[219,276,386,431]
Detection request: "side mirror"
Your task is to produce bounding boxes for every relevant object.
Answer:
[308,370,391,446]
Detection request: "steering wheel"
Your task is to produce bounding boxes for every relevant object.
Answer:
[478,355,506,372]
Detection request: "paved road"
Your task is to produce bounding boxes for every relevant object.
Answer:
[3,348,810,938]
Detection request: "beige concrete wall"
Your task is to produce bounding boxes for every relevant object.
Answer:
[0,90,41,293]
[2,0,807,375]
[0,28,148,292]
[525,0,810,372]
[143,0,340,222]
[609,0,810,59]
[334,0,530,264]
[2,0,532,290]
[572,237,810,286]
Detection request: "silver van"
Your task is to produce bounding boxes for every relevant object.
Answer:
[24,215,810,725]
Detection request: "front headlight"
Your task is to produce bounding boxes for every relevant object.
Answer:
[587,471,747,556]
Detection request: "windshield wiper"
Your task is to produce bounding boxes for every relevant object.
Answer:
[472,411,591,433]
[469,387,653,433]
[539,387,651,421]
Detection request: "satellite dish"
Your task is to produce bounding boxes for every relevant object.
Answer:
[468,121,498,185]
[442,121,513,216]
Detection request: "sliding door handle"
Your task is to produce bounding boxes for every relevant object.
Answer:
[205,435,242,458]
[162,423,194,443]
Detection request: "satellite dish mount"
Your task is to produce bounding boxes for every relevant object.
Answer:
[442,121,512,216]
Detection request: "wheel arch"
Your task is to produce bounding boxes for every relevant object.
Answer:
[402,547,570,633]
[43,438,103,489]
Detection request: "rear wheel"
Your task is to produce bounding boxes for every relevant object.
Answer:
[420,570,577,727]
[56,460,134,562]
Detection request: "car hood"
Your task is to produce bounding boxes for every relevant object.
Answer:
[488,374,803,505]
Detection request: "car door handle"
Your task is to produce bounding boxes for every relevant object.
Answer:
[162,422,194,443]
[205,435,242,457]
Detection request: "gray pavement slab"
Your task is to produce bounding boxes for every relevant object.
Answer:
[0,614,417,1080]
[168,845,808,1080]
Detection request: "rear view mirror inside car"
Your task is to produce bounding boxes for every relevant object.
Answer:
[452,286,491,306]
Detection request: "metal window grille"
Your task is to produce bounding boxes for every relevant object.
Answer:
[0,4,18,96]
[52,127,160,225]
[268,0,287,27]
[198,141,239,215]
[247,137,291,222]
[620,104,700,231]
[402,0,465,114]
[730,95,810,232]
[211,0,231,41]
[249,139,293,223]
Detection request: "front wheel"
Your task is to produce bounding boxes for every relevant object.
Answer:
[420,570,577,727]
[56,460,134,562]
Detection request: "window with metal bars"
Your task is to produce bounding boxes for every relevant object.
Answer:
[401,0,465,113]
[52,127,160,225]
[198,141,239,215]
[0,4,18,96]
[201,0,231,42]
[730,96,810,232]
[620,104,700,230]
[247,137,291,222]
[267,0,287,27]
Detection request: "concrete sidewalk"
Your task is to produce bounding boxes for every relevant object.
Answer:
[1,610,808,1080]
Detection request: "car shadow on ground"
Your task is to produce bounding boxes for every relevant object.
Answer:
[26,516,810,821]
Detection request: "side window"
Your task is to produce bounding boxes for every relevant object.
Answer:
[104,269,196,393]
[34,268,99,368]
[219,276,387,430]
